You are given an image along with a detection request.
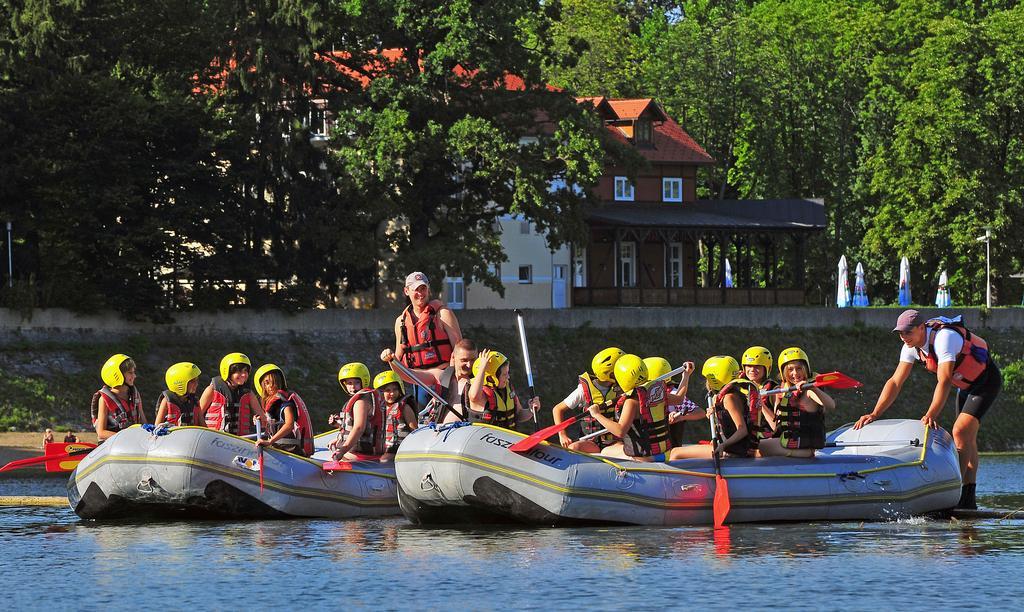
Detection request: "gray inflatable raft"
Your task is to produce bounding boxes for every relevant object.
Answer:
[68,425,398,520]
[395,419,961,526]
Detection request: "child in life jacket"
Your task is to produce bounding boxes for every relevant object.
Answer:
[644,357,703,447]
[329,362,385,460]
[465,349,539,430]
[373,371,418,462]
[154,362,202,427]
[758,347,835,458]
[552,347,624,452]
[91,353,146,442]
[669,356,760,461]
[739,346,779,439]
[253,364,314,456]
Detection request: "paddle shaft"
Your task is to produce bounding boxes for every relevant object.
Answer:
[255,419,264,493]
[826,439,921,448]
[761,371,862,396]
[390,358,449,406]
[513,309,537,423]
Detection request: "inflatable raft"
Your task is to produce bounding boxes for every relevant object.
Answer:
[395,419,961,526]
[68,426,399,520]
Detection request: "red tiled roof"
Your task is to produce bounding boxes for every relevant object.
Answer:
[593,98,714,165]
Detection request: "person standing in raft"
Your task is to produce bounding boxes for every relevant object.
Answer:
[394,272,463,405]
[589,355,692,462]
[465,349,538,431]
[153,362,202,427]
[669,356,758,461]
[381,339,479,425]
[739,346,779,439]
[253,364,314,456]
[330,362,385,460]
[91,354,147,442]
[855,310,1001,509]
[373,371,418,462]
[759,348,834,458]
[198,353,264,437]
[551,347,625,452]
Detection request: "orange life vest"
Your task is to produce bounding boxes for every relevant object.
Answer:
[264,390,314,456]
[155,390,198,426]
[90,386,143,433]
[614,381,671,457]
[204,377,254,436]
[343,389,385,455]
[400,304,453,369]
[917,319,991,391]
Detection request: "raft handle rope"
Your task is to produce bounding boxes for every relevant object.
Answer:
[142,423,171,437]
[428,420,472,443]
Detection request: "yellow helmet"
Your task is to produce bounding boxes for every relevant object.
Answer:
[472,351,509,387]
[702,356,741,392]
[591,347,624,382]
[778,347,811,376]
[253,363,286,399]
[613,354,648,393]
[219,353,251,380]
[101,354,133,388]
[642,357,673,384]
[741,346,773,371]
[165,362,201,396]
[373,370,404,393]
[338,362,370,389]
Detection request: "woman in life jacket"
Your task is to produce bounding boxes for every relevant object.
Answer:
[393,272,463,406]
[154,362,202,427]
[552,347,624,452]
[253,364,314,456]
[374,370,418,462]
[759,347,835,458]
[669,356,759,461]
[198,353,264,436]
[740,346,779,439]
[466,349,537,430]
[648,356,702,447]
[91,354,147,442]
[329,362,385,460]
[588,355,691,462]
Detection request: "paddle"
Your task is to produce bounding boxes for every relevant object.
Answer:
[44,442,97,473]
[510,363,690,453]
[322,460,354,471]
[826,438,920,448]
[707,393,730,528]
[761,371,861,396]
[255,419,265,494]
[0,447,93,473]
[513,309,538,424]
[391,358,449,407]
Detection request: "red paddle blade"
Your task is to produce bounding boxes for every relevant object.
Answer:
[510,416,577,453]
[44,442,95,473]
[713,474,731,528]
[322,461,353,471]
[813,371,862,389]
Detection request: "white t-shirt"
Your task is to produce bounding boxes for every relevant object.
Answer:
[561,379,616,410]
[899,327,964,365]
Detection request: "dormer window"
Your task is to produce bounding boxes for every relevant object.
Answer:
[634,119,652,145]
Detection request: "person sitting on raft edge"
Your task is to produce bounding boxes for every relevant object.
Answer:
[153,362,202,427]
[374,370,418,462]
[198,353,264,437]
[669,356,758,461]
[330,362,386,460]
[740,346,780,440]
[253,363,314,456]
[588,355,693,462]
[91,353,147,442]
[552,347,625,453]
[465,349,538,431]
[759,347,834,458]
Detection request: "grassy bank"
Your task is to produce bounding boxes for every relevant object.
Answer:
[2,324,1022,449]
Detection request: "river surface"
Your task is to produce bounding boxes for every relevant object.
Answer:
[3,457,1024,610]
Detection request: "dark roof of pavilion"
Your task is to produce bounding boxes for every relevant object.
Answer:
[586,198,826,232]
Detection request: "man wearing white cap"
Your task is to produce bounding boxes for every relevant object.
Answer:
[393,272,463,404]
[855,309,1001,509]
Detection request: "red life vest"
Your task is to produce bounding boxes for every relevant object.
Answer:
[916,320,990,391]
[264,390,314,456]
[155,390,198,426]
[713,380,760,457]
[205,377,254,436]
[464,385,518,430]
[90,386,143,433]
[343,389,385,456]
[383,397,416,450]
[772,388,826,450]
[614,382,671,457]
[400,304,453,369]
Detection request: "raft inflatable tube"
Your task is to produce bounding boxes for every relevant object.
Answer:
[67,426,398,520]
[395,419,961,526]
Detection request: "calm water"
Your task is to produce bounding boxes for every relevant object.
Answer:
[4,457,1024,611]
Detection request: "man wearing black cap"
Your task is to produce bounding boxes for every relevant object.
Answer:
[854,309,1001,509]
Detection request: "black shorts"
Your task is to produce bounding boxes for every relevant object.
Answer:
[956,362,1001,421]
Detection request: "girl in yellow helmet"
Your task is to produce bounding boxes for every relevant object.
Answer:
[552,347,624,452]
[154,362,202,427]
[374,371,418,462]
[740,346,780,438]
[759,348,835,458]
[198,353,265,436]
[669,356,760,461]
[330,362,386,459]
[91,354,146,442]
[466,349,538,430]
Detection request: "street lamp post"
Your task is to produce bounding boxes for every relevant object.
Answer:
[5,221,11,288]
[976,227,992,308]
